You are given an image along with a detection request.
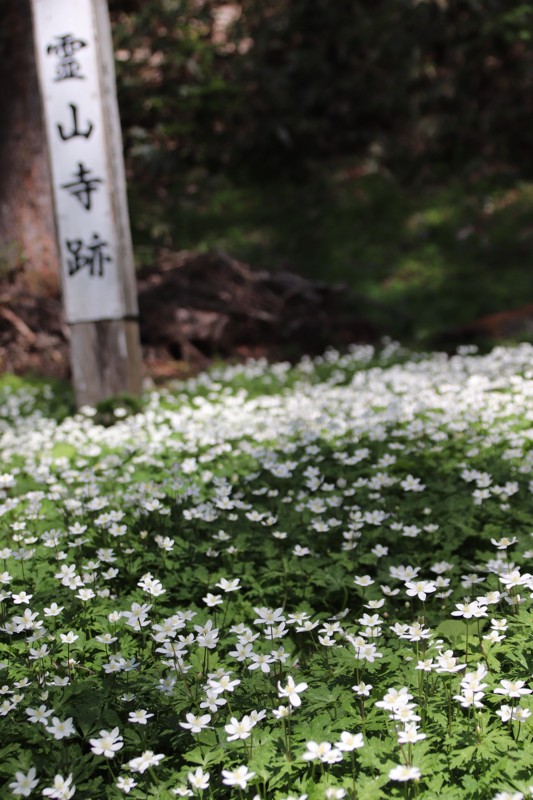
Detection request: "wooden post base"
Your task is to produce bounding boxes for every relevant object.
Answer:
[69,318,142,407]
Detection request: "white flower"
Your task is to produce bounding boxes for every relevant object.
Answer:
[321,747,343,764]
[460,664,488,689]
[511,707,531,722]
[389,765,421,781]
[75,588,95,602]
[406,622,431,642]
[42,774,76,800]
[494,680,532,698]
[435,650,466,673]
[453,690,485,709]
[496,705,513,722]
[46,716,76,740]
[194,619,219,649]
[127,750,165,774]
[116,776,137,794]
[400,475,425,492]
[249,708,267,724]
[128,709,154,725]
[302,741,332,761]
[8,768,39,797]
[404,580,436,601]
[397,724,427,743]
[188,767,210,790]
[221,765,255,789]
[59,631,79,644]
[25,705,54,725]
[336,731,364,751]
[352,681,373,696]
[203,593,223,607]
[12,591,32,604]
[179,713,212,733]
[89,727,124,757]
[391,706,421,723]
[491,537,518,549]
[499,570,532,588]
[208,675,240,693]
[354,575,374,587]
[44,603,64,617]
[484,630,505,643]
[253,607,284,625]
[248,653,275,673]
[138,573,166,597]
[225,715,254,741]
[95,633,118,645]
[451,601,487,619]
[375,687,413,711]
[215,577,241,592]
[199,688,227,713]
[277,675,308,707]
[491,618,508,631]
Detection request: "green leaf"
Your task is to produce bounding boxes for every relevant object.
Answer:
[436,620,470,643]
[353,772,389,799]
[448,744,477,770]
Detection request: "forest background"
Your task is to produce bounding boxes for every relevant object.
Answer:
[1,0,533,351]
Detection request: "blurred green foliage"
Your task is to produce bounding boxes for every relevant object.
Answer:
[109,0,533,344]
[129,166,533,344]
[112,0,533,179]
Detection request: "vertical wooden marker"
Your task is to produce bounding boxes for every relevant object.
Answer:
[31,0,142,407]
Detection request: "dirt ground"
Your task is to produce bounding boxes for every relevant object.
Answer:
[0,250,378,383]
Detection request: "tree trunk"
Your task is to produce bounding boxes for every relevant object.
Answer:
[0,0,59,289]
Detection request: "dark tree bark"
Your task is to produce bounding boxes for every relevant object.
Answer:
[0,0,59,286]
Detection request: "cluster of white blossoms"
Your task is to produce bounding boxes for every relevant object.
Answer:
[0,343,533,797]
[373,686,425,781]
[8,769,75,800]
[302,731,364,763]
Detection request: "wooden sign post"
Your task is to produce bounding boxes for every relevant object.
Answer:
[31,0,142,407]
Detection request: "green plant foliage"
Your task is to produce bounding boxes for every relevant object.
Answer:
[106,2,533,348]
[0,343,533,798]
[111,0,533,178]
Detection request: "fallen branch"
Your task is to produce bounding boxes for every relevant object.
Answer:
[0,306,37,344]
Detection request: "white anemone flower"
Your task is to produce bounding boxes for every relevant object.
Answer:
[277,675,308,706]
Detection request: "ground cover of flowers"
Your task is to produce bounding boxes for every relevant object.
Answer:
[1,343,533,800]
